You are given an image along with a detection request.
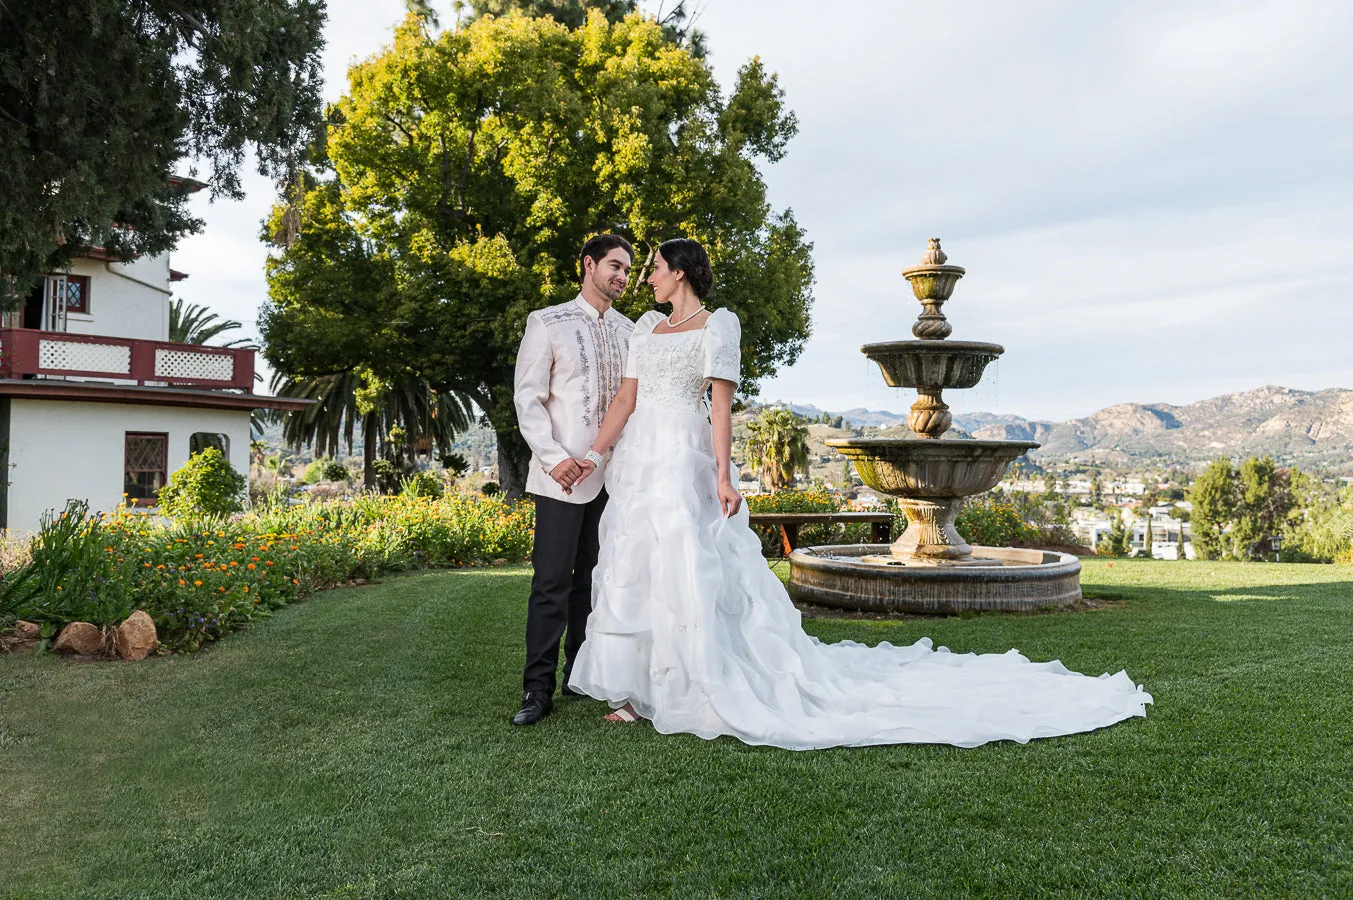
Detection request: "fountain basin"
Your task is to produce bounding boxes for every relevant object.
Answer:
[788,544,1082,614]
[862,340,1004,389]
[902,263,966,301]
[828,438,1038,497]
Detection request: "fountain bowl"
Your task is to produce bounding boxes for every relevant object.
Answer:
[788,545,1082,614]
[862,340,1003,389]
[828,438,1038,497]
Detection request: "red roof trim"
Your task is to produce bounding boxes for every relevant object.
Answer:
[168,175,209,194]
[0,379,313,411]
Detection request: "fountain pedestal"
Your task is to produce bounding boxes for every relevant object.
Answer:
[786,239,1081,613]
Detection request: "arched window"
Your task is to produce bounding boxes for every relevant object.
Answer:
[190,433,229,457]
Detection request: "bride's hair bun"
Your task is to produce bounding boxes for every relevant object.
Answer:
[658,238,714,300]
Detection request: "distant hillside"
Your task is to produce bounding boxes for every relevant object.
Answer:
[777,386,1353,473]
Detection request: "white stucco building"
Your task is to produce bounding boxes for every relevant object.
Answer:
[1,192,307,533]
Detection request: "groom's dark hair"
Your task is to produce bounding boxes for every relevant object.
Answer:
[578,233,634,281]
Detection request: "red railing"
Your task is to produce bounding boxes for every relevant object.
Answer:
[0,328,255,390]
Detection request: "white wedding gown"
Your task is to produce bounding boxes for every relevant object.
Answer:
[568,309,1152,749]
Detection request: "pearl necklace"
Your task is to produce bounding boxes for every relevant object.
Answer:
[667,305,706,328]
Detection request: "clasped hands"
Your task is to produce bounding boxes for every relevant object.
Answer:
[550,457,598,494]
[550,457,742,516]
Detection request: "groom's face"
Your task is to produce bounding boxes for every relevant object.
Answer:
[587,248,632,302]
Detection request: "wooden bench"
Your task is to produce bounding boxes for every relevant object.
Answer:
[747,511,894,558]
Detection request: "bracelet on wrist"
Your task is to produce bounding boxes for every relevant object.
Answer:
[584,449,605,468]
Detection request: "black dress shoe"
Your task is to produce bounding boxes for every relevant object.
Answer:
[512,691,553,726]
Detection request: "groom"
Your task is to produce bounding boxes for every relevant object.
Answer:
[510,234,636,726]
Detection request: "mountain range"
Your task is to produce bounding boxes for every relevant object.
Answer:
[783,386,1353,472]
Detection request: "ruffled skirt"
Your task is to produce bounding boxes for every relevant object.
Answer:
[567,407,1152,749]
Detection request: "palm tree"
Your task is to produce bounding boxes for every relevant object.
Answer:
[745,407,810,492]
[169,299,255,347]
[271,370,475,491]
[168,298,270,436]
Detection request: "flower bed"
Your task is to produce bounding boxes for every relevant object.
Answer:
[0,493,534,652]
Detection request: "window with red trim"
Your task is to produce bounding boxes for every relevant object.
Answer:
[124,432,168,506]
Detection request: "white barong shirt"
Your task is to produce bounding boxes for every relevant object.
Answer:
[514,295,635,504]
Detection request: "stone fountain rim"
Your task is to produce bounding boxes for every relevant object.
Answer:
[861,339,1005,355]
[790,543,1081,581]
[902,263,966,278]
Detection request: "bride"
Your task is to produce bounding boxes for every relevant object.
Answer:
[566,238,1151,749]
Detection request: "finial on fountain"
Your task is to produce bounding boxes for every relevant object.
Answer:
[903,238,966,340]
[920,238,947,265]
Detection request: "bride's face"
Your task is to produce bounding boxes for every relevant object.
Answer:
[647,253,682,305]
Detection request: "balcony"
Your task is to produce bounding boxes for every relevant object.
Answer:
[0,328,255,390]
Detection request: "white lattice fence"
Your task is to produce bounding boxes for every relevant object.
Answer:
[38,339,132,374]
[154,348,234,382]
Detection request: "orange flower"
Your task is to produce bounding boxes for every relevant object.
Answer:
[194,553,204,559]
[247,563,256,570]
[193,580,203,587]
[265,561,274,567]
[179,579,186,586]
[292,578,299,585]
[229,561,238,567]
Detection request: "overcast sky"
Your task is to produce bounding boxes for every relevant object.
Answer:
[172,0,1353,422]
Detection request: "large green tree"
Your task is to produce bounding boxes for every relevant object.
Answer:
[0,0,325,298]
[1189,457,1238,560]
[260,11,814,497]
[1190,455,1298,561]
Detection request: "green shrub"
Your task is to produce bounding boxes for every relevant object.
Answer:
[481,482,500,496]
[300,456,349,485]
[158,449,247,519]
[954,495,1033,547]
[744,488,879,554]
[402,472,444,499]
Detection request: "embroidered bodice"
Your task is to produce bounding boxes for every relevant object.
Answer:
[626,309,741,414]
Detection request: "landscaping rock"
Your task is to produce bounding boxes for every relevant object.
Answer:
[0,620,41,654]
[52,622,105,654]
[114,611,158,661]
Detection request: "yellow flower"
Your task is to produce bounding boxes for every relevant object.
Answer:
[193,580,203,587]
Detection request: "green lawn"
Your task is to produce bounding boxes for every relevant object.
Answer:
[3,559,1352,897]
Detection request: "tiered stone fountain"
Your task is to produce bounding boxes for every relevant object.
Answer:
[788,239,1082,613]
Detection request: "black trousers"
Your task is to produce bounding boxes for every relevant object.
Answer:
[522,490,608,694]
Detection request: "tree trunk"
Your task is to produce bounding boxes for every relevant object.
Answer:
[363,415,378,491]
[497,431,531,500]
